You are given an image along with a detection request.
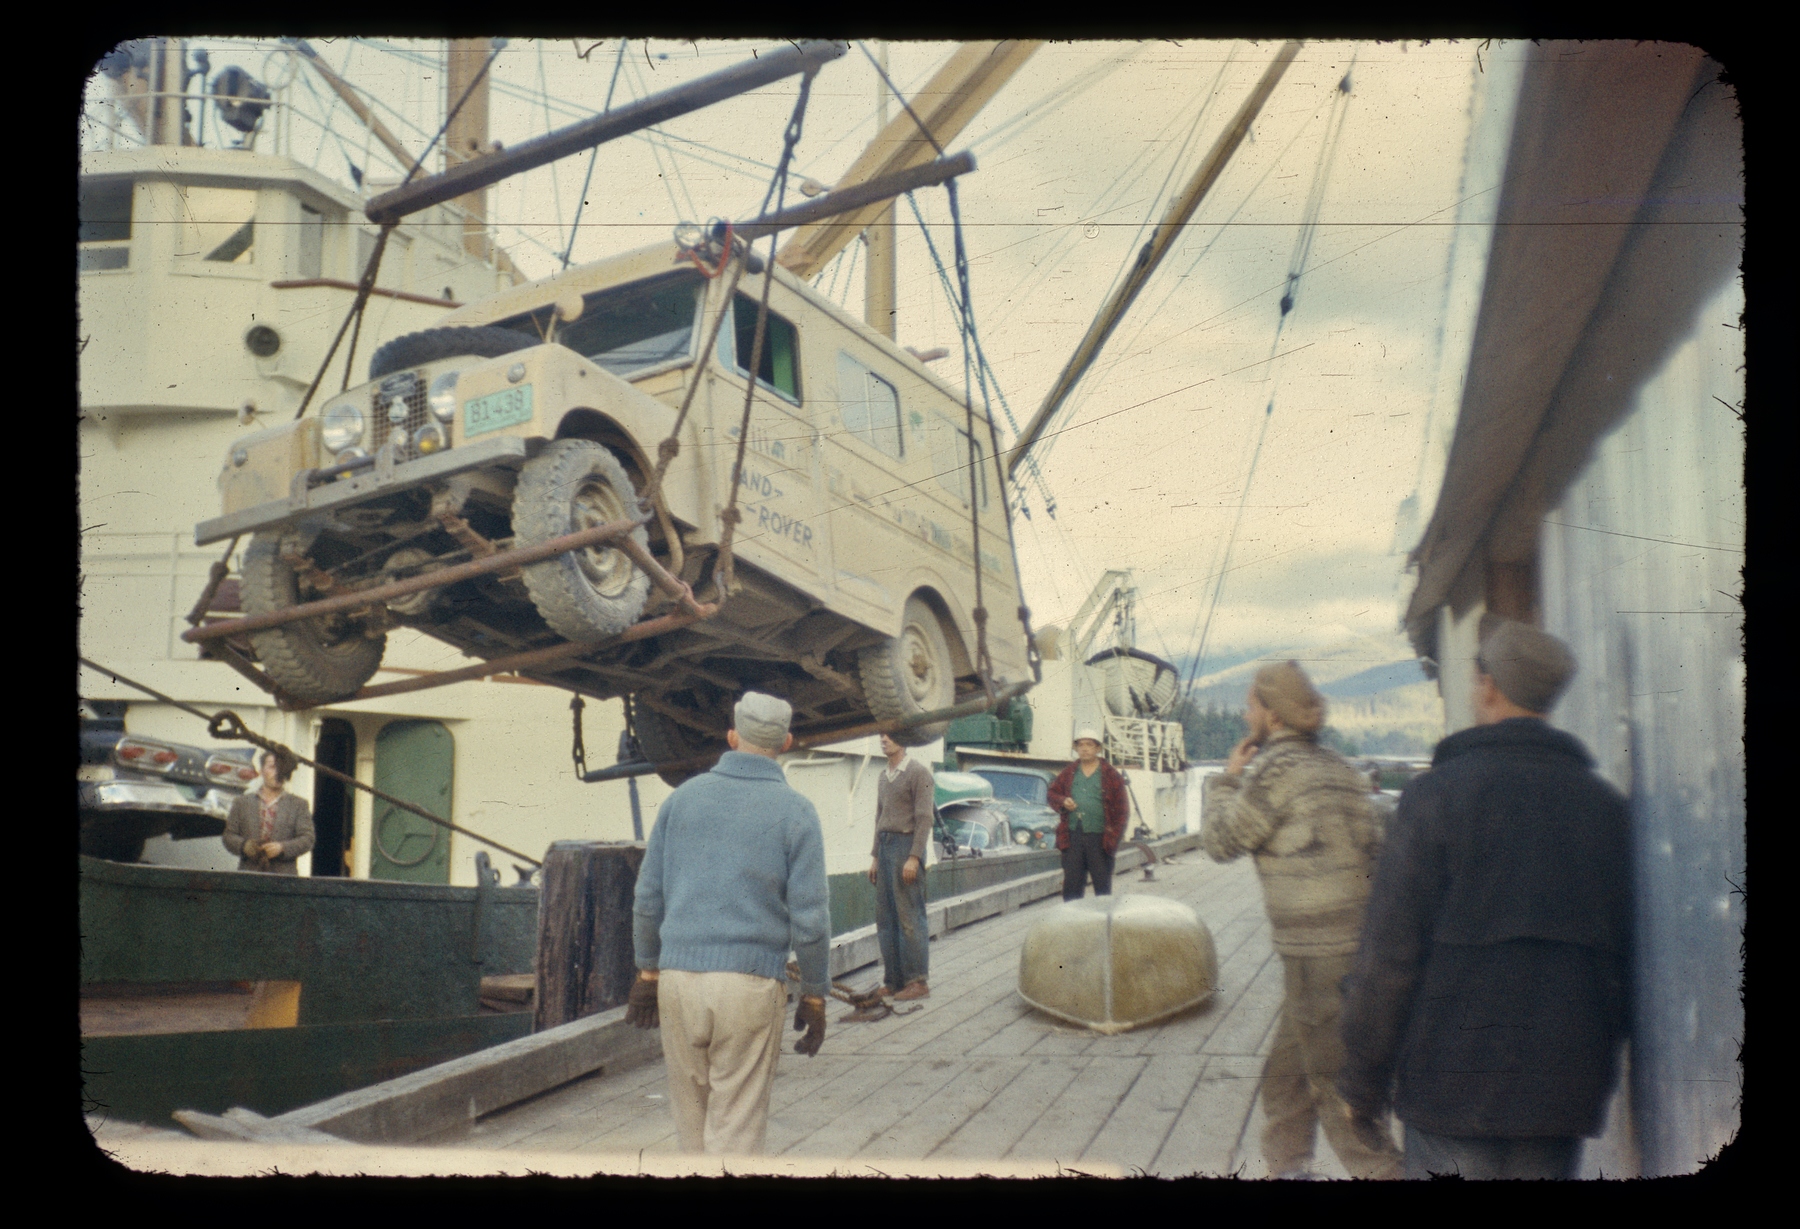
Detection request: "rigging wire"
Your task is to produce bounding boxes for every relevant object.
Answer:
[560,38,626,269]
[976,48,1233,349]
[535,45,568,267]
[1056,91,1338,438]
[902,192,1055,521]
[1179,57,1357,696]
[622,50,698,225]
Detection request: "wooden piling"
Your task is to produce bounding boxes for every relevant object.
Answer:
[533,840,645,1033]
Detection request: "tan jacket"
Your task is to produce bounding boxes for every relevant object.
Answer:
[222,790,316,875]
[1202,730,1380,957]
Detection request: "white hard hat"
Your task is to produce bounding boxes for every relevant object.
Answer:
[1073,729,1104,746]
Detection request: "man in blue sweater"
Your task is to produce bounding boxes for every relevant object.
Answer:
[627,691,831,1155]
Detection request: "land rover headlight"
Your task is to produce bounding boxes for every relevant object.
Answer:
[428,370,460,423]
[414,423,447,455]
[321,399,366,454]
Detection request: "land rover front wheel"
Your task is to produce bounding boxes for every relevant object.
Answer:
[859,595,956,746]
[513,439,651,642]
[239,533,386,707]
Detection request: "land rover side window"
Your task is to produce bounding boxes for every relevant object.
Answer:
[175,185,256,264]
[835,354,903,458]
[78,179,132,271]
[719,294,800,401]
[931,419,990,508]
[497,272,702,379]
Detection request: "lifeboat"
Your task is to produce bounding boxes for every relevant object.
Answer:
[1018,894,1216,1034]
[1084,646,1180,719]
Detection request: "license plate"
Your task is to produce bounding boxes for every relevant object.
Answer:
[464,385,533,437]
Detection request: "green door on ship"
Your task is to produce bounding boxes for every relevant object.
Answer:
[370,719,454,884]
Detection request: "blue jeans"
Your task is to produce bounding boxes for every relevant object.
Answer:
[874,831,929,990]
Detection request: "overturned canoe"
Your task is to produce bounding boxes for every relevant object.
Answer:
[1018,894,1217,1034]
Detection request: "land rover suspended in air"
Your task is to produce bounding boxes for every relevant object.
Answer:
[197,230,1033,781]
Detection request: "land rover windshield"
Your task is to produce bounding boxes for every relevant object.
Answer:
[495,270,703,379]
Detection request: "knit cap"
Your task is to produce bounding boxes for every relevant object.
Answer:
[1479,620,1576,713]
[734,691,793,751]
[1253,660,1327,734]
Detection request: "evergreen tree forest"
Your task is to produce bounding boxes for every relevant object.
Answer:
[1170,694,1361,760]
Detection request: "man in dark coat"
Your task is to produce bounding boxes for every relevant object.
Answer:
[1339,620,1633,1179]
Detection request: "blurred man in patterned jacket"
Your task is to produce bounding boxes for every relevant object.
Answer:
[1203,660,1402,1180]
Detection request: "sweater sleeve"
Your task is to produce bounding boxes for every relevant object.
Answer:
[1337,777,1446,1117]
[1102,765,1130,851]
[632,799,672,970]
[908,761,934,863]
[1201,769,1274,863]
[786,802,832,998]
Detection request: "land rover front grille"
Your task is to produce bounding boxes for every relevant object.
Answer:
[370,369,429,456]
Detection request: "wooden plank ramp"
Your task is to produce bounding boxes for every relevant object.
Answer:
[418,848,1341,1179]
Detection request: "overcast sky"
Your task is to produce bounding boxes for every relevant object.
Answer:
[88,37,1493,676]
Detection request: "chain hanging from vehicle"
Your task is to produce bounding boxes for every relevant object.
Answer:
[944,177,997,705]
[717,64,816,598]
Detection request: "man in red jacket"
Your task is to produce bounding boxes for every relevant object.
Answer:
[1048,729,1129,901]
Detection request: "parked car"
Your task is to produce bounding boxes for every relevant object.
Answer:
[197,230,1033,781]
[79,700,260,863]
[931,770,1011,858]
[964,764,1060,849]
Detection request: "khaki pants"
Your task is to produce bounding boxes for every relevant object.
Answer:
[658,969,788,1155]
[1261,953,1403,1179]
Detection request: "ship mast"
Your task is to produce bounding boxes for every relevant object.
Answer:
[445,38,496,266]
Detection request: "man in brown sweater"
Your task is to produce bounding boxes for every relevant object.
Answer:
[868,733,934,1001]
[1202,661,1402,1180]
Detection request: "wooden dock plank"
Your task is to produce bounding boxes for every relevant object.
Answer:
[1005,1055,1147,1163]
[781,1056,970,1158]
[1079,1051,1208,1173]
[1152,1054,1264,1177]
[927,1054,1085,1161]
[852,1057,1031,1161]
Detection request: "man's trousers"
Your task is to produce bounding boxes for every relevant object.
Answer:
[1403,1126,1580,1179]
[1060,830,1114,900]
[874,830,930,991]
[1261,952,1403,1179]
[657,969,787,1155]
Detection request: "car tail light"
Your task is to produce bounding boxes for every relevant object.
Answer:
[205,753,258,785]
[116,738,176,773]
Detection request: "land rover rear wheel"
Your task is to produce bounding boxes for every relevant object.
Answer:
[513,439,651,642]
[859,595,956,746]
[632,702,729,788]
[239,532,386,707]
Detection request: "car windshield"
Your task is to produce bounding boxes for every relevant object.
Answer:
[974,771,1046,805]
[497,271,702,379]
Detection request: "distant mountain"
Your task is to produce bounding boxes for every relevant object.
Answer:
[1318,659,1431,698]
[1171,635,1441,757]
